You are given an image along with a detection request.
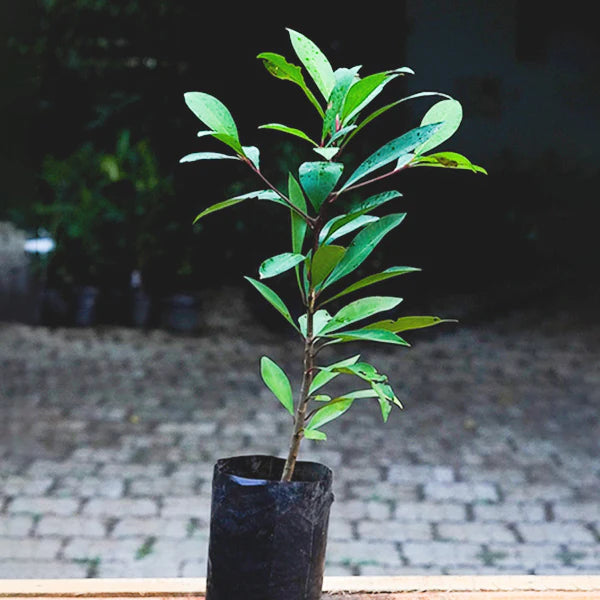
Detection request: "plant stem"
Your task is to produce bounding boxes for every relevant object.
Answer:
[244,158,315,226]
[281,214,325,482]
[280,302,314,482]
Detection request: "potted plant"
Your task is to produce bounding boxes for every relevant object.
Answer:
[37,131,174,326]
[180,29,485,600]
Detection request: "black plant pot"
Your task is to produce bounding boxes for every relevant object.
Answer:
[206,455,334,600]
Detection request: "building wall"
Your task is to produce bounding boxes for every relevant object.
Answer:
[404,1,599,174]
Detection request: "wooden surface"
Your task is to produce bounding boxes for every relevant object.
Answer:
[1,576,600,598]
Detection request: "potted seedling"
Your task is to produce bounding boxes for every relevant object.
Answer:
[180,29,485,600]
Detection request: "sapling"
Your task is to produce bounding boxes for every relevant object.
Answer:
[181,29,485,483]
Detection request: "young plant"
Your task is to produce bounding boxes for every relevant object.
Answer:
[181,29,485,482]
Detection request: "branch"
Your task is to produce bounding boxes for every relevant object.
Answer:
[243,157,316,227]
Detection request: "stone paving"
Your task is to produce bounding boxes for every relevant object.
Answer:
[1,287,599,578]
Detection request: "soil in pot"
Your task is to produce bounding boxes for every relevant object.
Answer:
[207,454,334,600]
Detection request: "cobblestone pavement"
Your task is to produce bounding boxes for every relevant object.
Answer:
[1,287,599,578]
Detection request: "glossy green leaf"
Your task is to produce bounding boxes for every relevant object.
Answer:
[325,328,410,346]
[195,130,244,155]
[192,189,288,223]
[411,151,487,174]
[242,146,260,170]
[244,277,299,331]
[313,147,340,160]
[344,91,453,146]
[342,67,415,124]
[299,161,344,212]
[180,152,239,163]
[311,244,345,288]
[323,266,420,304]
[260,356,294,416]
[256,52,323,116]
[307,397,354,431]
[184,92,239,140]
[193,198,245,223]
[415,99,463,155]
[341,123,442,190]
[298,309,332,337]
[288,174,308,293]
[287,28,335,101]
[377,395,393,422]
[259,252,305,279]
[342,72,389,122]
[324,215,379,244]
[304,428,327,440]
[259,123,318,146]
[330,361,387,383]
[309,354,361,394]
[334,389,380,400]
[365,315,457,333]
[328,125,357,146]
[288,174,308,252]
[325,214,406,286]
[212,133,245,155]
[347,191,402,216]
[323,67,361,140]
[320,296,402,334]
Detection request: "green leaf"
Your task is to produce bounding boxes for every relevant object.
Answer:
[326,214,406,286]
[256,52,324,116]
[330,361,385,382]
[212,133,245,155]
[304,429,327,441]
[288,174,308,293]
[313,147,340,160]
[323,266,420,304]
[244,277,299,331]
[323,67,361,140]
[415,99,463,155]
[193,189,290,223]
[311,244,345,288]
[344,91,453,146]
[193,198,245,223]
[196,130,245,155]
[342,67,415,124]
[184,92,239,140]
[324,215,379,244]
[288,174,308,253]
[341,123,442,190]
[325,328,410,346]
[320,296,402,334]
[287,28,335,101]
[259,252,305,279]
[411,151,487,174]
[347,191,402,216]
[328,125,357,146]
[259,123,317,146]
[365,315,457,333]
[260,356,294,416]
[298,309,332,337]
[299,161,344,212]
[342,72,389,122]
[334,389,380,400]
[180,152,239,163]
[309,354,361,394]
[307,398,354,431]
[242,146,260,170]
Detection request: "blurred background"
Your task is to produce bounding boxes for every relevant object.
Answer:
[1,1,600,579]
[1,0,598,330]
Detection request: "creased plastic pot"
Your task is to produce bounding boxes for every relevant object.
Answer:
[206,454,334,600]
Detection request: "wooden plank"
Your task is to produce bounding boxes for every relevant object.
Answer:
[1,576,600,598]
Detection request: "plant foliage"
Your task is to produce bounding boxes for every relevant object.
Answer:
[181,29,485,481]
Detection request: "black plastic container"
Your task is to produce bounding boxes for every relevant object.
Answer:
[206,455,334,600]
